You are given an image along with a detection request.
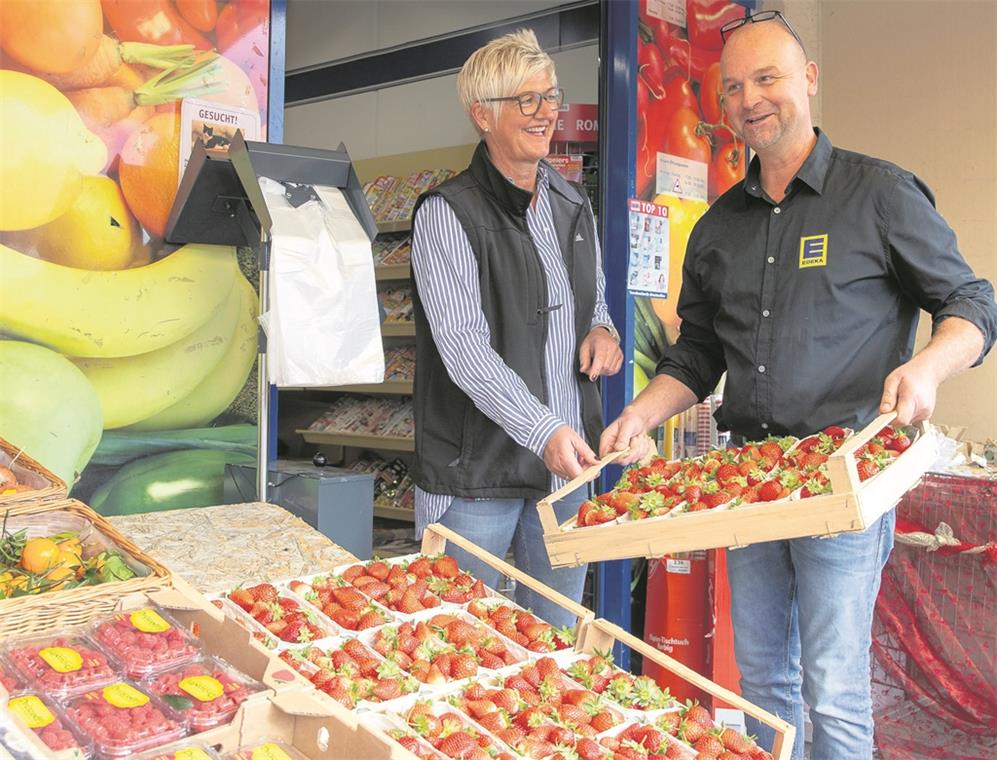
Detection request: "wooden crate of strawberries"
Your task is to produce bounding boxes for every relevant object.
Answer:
[539,412,938,567]
[576,618,796,760]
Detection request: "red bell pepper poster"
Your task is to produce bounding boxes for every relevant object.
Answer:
[632,0,746,395]
[0,1,269,516]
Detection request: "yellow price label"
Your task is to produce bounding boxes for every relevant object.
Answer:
[8,695,54,728]
[174,750,214,760]
[38,646,82,673]
[102,683,150,708]
[251,744,294,760]
[178,675,224,702]
[129,608,171,633]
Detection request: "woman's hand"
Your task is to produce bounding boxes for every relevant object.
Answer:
[543,425,599,480]
[579,327,623,382]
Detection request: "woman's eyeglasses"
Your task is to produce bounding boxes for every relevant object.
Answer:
[483,87,565,117]
[720,10,805,51]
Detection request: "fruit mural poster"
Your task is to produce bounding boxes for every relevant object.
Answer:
[0,0,270,515]
[631,0,746,396]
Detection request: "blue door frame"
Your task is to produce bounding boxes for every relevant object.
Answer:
[596,0,637,667]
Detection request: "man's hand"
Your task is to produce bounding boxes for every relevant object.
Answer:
[543,425,600,480]
[880,317,984,424]
[599,408,653,465]
[879,359,940,425]
[579,327,623,382]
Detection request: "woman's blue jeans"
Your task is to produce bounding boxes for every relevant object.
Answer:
[437,486,589,629]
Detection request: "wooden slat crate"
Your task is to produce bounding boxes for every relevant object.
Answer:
[420,522,595,631]
[579,617,796,760]
[539,412,938,568]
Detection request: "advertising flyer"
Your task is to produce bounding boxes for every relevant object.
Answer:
[627,199,670,298]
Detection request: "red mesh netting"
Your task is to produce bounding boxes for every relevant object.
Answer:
[873,472,997,759]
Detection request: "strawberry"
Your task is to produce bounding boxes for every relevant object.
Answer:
[372,678,403,701]
[757,480,785,502]
[679,719,706,744]
[464,699,498,719]
[719,727,753,753]
[341,564,365,582]
[407,557,433,577]
[583,503,616,526]
[475,711,509,733]
[451,654,478,680]
[479,652,505,670]
[367,561,390,581]
[887,430,911,453]
[363,581,391,601]
[823,425,846,438]
[248,583,278,602]
[358,609,386,629]
[437,731,477,758]
[683,702,713,727]
[856,459,880,481]
[577,499,599,525]
[695,733,726,755]
[432,555,460,579]
[610,490,640,515]
[228,588,254,610]
[576,737,602,760]
[398,590,424,614]
[589,708,618,733]
[329,608,360,629]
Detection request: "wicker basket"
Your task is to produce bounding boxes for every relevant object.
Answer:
[0,437,67,506]
[0,499,171,638]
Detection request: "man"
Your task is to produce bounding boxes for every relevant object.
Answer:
[601,12,996,760]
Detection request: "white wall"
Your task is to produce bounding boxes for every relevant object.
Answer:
[285,44,599,159]
[286,0,568,71]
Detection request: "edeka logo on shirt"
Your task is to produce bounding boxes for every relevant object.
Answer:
[799,234,829,268]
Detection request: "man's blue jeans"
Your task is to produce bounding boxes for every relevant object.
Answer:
[437,486,588,629]
[726,510,895,760]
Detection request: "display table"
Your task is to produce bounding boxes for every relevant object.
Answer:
[107,501,358,594]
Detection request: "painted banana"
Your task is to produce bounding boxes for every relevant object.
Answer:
[72,279,241,429]
[127,275,259,431]
[0,241,238,358]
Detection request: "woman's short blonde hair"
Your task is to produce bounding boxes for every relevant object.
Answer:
[457,28,557,133]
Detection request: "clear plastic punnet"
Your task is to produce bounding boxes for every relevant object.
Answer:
[91,605,203,679]
[63,681,188,758]
[6,691,93,758]
[5,632,120,700]
[143,656,266,733]
[0,653,27,696]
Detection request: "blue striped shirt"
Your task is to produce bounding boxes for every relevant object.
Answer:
[410,165,614,534]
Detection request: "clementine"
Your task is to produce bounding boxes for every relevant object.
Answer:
[119,112,181,239]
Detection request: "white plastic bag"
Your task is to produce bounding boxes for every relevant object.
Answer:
[257,177,384,387]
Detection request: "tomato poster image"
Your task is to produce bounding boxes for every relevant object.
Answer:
[632,0,746,395]
[0,0,269,516]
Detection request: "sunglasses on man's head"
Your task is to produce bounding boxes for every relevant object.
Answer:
[720,9,806,52]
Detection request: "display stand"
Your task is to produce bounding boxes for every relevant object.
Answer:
[165,132,376,502]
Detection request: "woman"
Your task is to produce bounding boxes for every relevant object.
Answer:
[409,29,622,627]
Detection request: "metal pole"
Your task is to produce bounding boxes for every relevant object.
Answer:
[256,232,270,503]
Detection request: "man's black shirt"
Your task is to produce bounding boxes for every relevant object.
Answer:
[658,129,997,439]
